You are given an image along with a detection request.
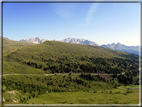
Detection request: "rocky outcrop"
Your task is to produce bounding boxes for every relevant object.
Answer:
[20,37,48,44]
[60,37,99,46]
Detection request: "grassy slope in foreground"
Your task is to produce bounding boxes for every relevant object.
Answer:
[23,85,139,104]
[2,74,113,104]
[3,41,139,74]
[2,74,139,104]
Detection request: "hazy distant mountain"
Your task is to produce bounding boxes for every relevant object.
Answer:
[101,43,139,55]
[60,37,99,46]
[19,37,140,55]
[20,37,48,44]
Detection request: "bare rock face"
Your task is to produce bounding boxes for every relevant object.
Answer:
[20,37,99,46]
[61,37,99,46]
[20,37,48,44]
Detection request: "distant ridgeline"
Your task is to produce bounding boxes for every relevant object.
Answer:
[101,43,140,56]
[19,37,140,55]
[4,39,139,75]
[20,37,48,44]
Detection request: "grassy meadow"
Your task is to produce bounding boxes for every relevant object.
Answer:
[26,86,139,104]
[2,74,140,104]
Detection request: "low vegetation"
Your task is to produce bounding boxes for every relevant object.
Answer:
[3,73,140,104]
[26,88,139,104]
[3,41,139,75]
[2,37,34,56]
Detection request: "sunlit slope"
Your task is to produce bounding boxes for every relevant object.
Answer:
[2,37,45,74]
[3,37,34,55]
[4,41,139,74]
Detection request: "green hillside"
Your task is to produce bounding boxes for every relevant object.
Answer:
[2,39,140,104]
[2,37,34,56]
[3,40,139,74]
[2,37,45,74]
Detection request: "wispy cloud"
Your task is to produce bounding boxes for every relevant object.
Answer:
[49,3,76,19]
[86,3,100,24]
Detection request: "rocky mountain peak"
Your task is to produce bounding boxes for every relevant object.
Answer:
[20,37,48,44]
[61,37,99,46]
[35,37,40,40]
[101,42,139,55]
[18,37,139,55]
[111,43,115,45]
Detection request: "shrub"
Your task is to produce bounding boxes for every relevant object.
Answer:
[94,91,97,93]
[126,90,133,93]
[123,93,127,95]
[69,73,71,76]
[5,99,9,102]
[115,91,120,94]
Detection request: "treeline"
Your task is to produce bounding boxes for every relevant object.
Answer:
[23,56,138,74]
[111,70,139,85]
[79,73,107,82]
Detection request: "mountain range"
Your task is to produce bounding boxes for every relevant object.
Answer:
[20,37,48,44]
[19,37,140,55]
[60,37,99,46]
[101,43,140,55]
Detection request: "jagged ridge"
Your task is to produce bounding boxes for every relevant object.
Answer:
[20,37,48,44]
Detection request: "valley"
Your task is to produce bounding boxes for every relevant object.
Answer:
[2,2,141,105]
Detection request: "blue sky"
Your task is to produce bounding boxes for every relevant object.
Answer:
[3,2,140,46]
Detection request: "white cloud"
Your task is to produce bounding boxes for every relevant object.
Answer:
[86,3,100,24]
[49,3,76,19]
